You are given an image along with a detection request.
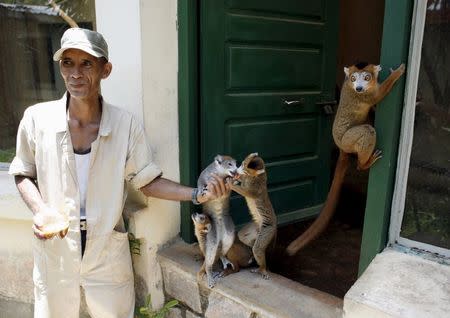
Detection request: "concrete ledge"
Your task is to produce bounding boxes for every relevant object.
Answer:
[344,248,450,318]
[158,240,343,318]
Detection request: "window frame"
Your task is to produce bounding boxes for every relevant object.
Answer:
[389,0,450,259]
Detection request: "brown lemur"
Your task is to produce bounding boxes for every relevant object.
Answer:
[196,155,237,288]
[231,153,277,279]
[191,212,253,278]
[286,62,406,255]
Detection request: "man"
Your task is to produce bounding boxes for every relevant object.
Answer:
[9,28,229,318]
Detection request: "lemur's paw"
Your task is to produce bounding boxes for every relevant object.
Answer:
[207,277,216,288]
[220,257,234,270]
[251,268,270,279]
[391,63,405,74]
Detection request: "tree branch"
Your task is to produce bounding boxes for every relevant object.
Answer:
[48,0,79,28]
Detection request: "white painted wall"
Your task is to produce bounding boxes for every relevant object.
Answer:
[0,170,29,221]
[0,171,34,303]
[0,172,34,303]
[95,0,144,121]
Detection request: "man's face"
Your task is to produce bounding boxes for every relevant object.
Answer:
[59,49,111,99]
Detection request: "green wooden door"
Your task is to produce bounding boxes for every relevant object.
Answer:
[200,0,339,227]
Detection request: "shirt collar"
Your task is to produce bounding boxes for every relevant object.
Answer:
[55,92,112,137]
[55,93,69,133]
[98,96,112,137]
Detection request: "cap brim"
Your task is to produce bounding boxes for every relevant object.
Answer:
[53,45,104,61]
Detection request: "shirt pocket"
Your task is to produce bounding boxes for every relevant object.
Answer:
[108,230,134,284]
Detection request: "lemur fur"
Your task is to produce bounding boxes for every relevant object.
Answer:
[286,62,405,255]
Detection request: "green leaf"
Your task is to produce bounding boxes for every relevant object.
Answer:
[146,294,152,308]
[139,307,149,314]
[164,300,179,309]
[136,312,148,318]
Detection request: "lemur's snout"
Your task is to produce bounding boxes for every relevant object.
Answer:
[356,86,363,92]
[226,168,238,179]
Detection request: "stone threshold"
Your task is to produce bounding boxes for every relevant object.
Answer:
[343,248,450,318]
[158,240,343,318]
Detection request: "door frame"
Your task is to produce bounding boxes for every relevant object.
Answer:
[177,0,414,270]
[178,0,200,243]
[389,0,450,259]
[358,0,412,275]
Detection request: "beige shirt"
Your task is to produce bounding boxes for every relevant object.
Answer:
[9,94,161,317]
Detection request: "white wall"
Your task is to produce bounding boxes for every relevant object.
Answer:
[0,170,34,302]
[95,0,144,121]
[0,172,34,303]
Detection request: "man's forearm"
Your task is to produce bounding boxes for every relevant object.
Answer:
[140,177,193,201]
[15,175,45,215]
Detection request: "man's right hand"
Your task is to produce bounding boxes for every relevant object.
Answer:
[33,206,69,240]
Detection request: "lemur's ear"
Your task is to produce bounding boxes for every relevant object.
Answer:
[344,67,350,78]
[374,65,382,77]
[256,169,265,175]
[214,154,223,165]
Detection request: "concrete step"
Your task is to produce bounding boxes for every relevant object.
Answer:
[158,241,343,318]
[344,248,450,318]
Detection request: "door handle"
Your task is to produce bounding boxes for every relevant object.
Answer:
[284,99,304,106]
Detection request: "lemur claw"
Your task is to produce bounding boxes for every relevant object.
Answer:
[251,268,270,279]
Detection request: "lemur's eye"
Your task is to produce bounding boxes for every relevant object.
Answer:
[350,75,356,82]
[364,74,371,81]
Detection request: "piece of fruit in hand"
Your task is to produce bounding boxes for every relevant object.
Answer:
[33,208,70,239]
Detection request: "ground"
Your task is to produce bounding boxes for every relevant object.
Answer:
[269,180,367,299]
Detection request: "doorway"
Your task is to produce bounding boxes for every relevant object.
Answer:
[270,0,386,298]
[178,0,411,299]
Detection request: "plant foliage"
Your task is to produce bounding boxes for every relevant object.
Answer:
[135,294,179,318]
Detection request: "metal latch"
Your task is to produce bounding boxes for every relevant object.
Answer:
[315,100,337,115]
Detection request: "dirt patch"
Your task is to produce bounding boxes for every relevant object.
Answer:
[269,184,366,299]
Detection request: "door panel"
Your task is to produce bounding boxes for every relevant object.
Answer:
[200,0,339,227]
[226,14,324,46]
[227,46,322,89]
[226,116,318,159]
[227,0,324,18]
